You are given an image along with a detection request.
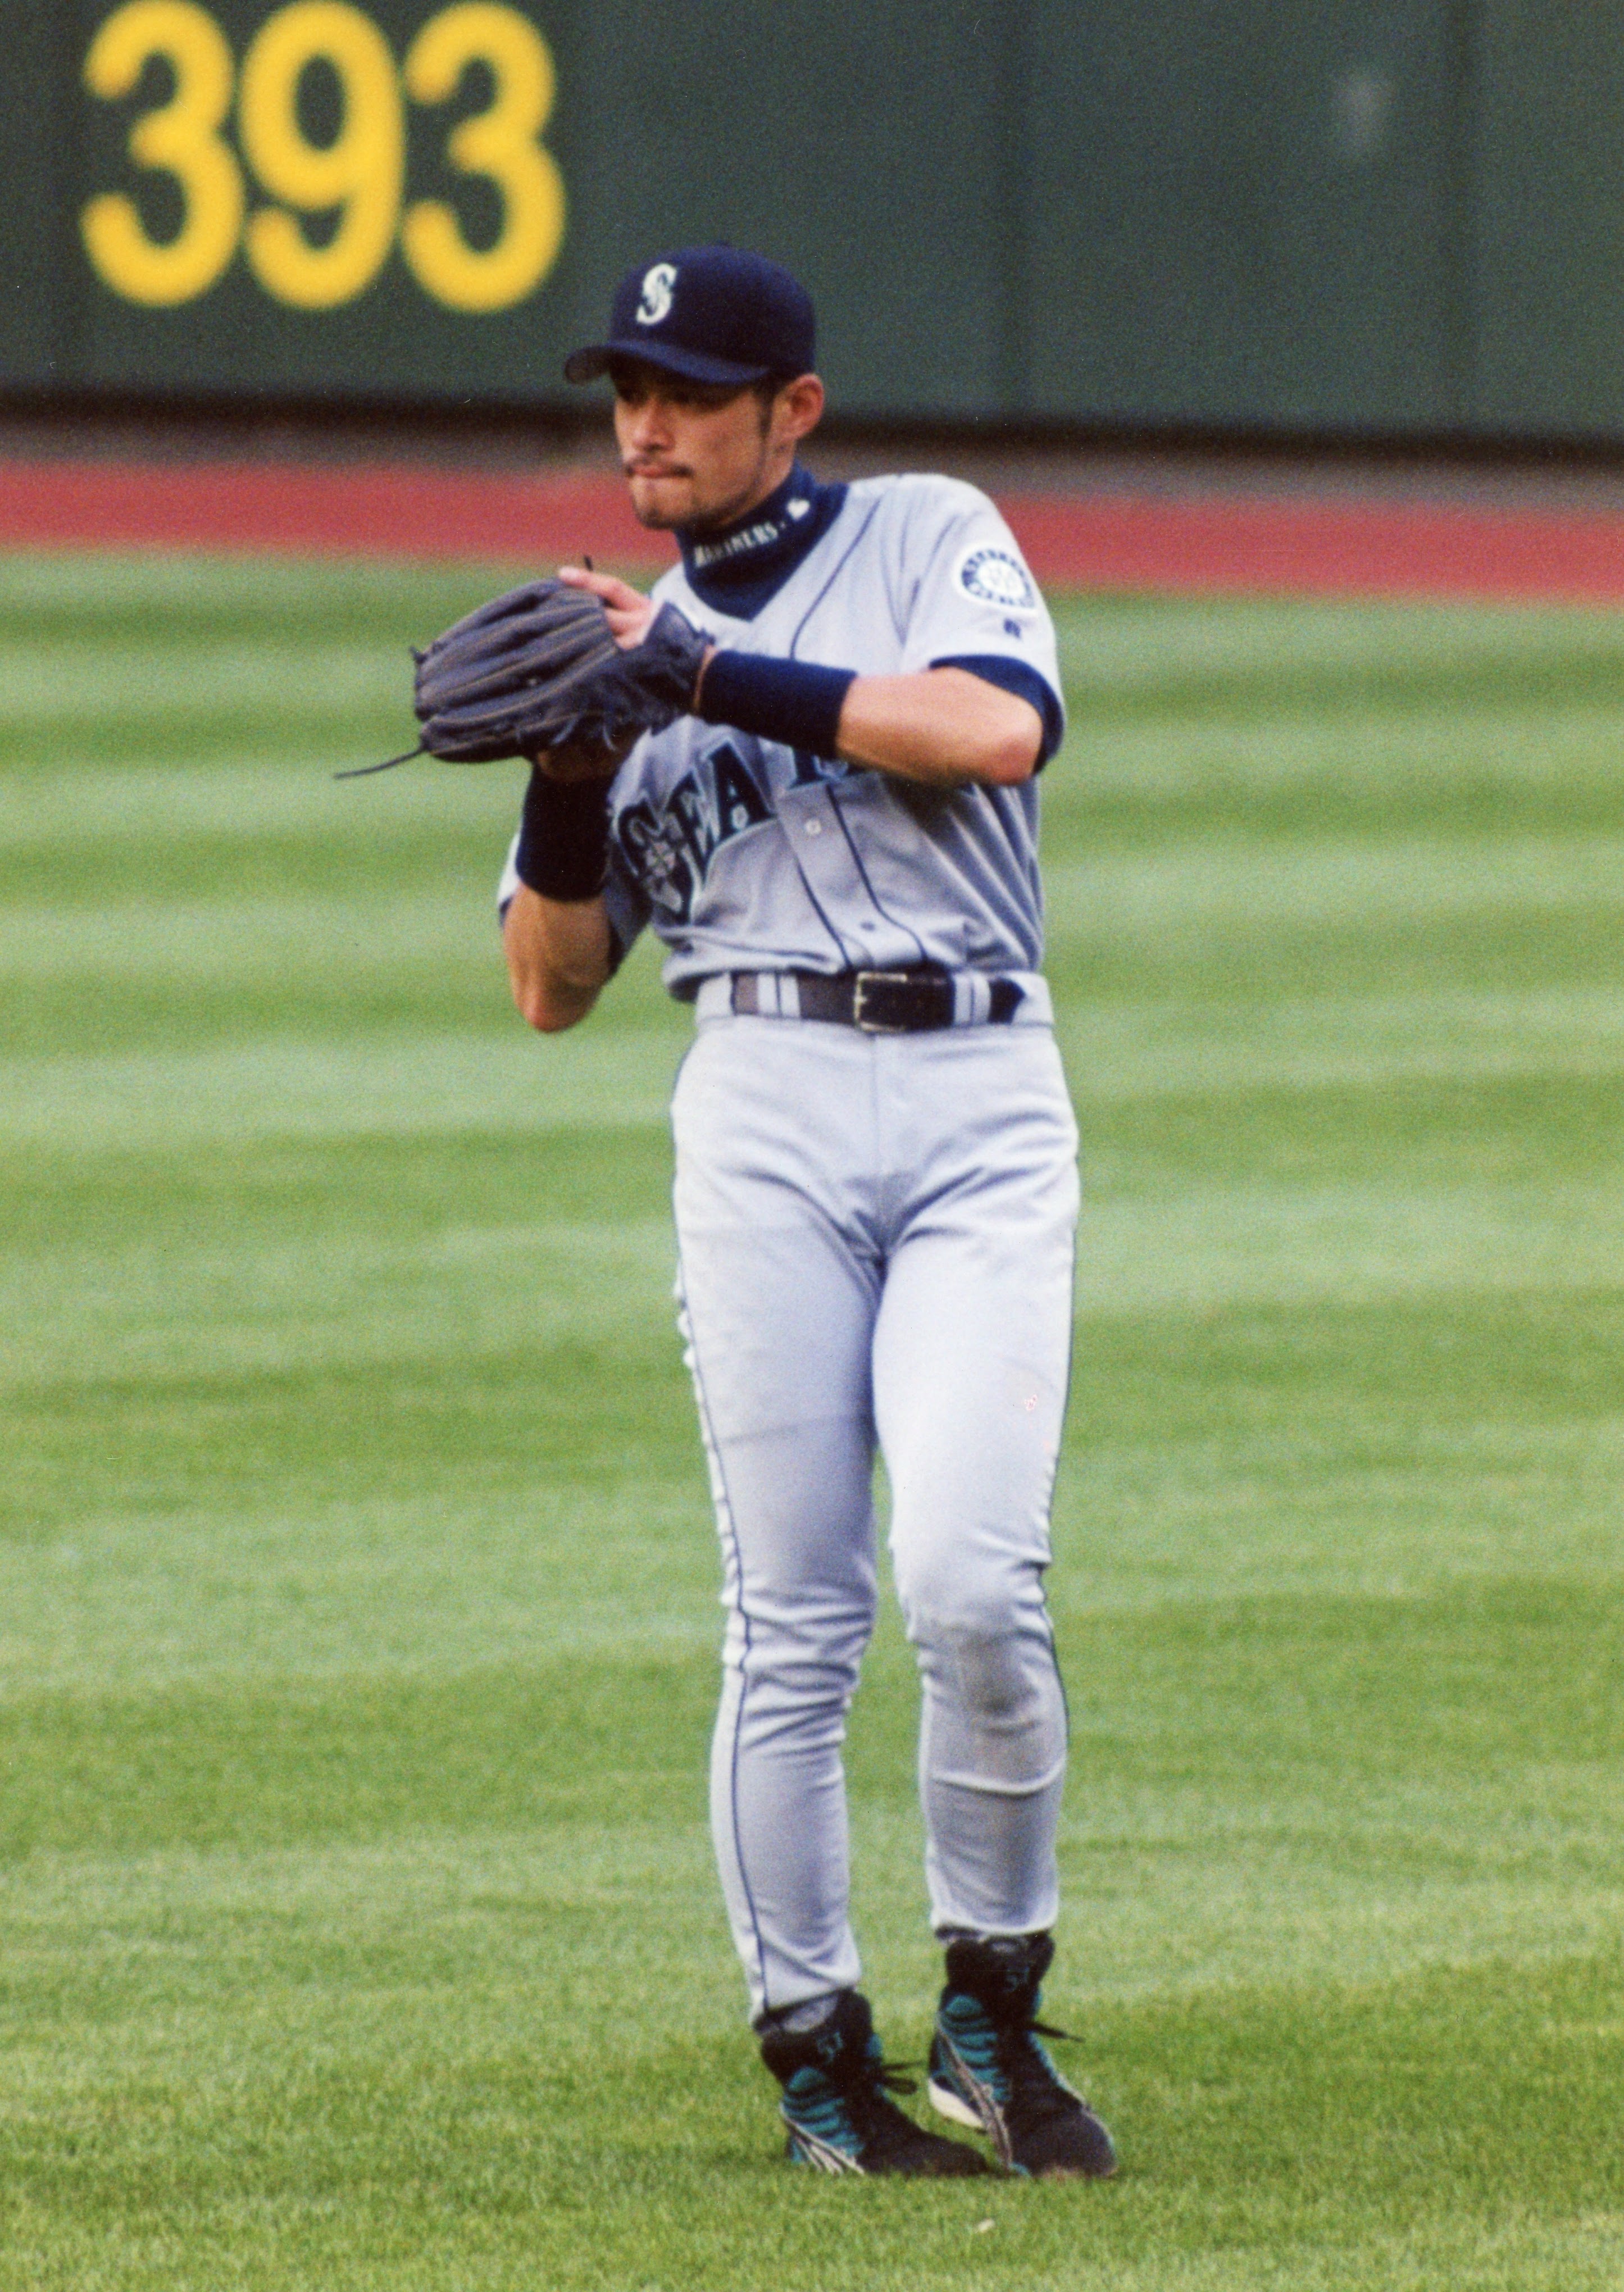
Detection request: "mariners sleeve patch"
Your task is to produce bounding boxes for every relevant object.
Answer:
[953,544,1039,614]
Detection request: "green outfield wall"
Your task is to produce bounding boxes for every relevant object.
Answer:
[4,0,1624,439]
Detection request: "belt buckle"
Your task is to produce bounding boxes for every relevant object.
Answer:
[852,969,929,1034]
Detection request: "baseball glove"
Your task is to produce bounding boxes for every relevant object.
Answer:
[344,579,709,777]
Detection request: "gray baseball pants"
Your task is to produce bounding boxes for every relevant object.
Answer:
[671,1009,1079,2021]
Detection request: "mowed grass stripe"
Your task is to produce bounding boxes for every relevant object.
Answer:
[0,1503,721,1698]
[0,1028,685,1148]
[1049,591,1624,694]
[6,1294,1621,1684]
[5,998,1622,1139]
[6,1284,1623,1700]
[0,636,417,720]
[2,1604,1622,2205]
[1062,994,1624,1100]
[12,831,1624,952]
[4,1184,1622,1407]
[1,893,531,984]
[1071,702,1624,819]
[0,757,524,846]
[2,557,1623,2288]
[9,702,1624,850]
[0,1204,679,1390]
[1046,832,1624,930]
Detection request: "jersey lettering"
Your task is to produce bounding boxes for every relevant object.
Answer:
[617,739,772,922]
[787,747,848,787]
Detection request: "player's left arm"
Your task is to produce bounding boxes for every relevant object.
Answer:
[559,567,1045,791]
[827,667,1042,787]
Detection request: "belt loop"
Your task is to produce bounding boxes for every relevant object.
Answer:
[733,972,798,1019]
[955,974,989,1026]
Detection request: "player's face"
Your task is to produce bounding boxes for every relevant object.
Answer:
[611,363,819,535]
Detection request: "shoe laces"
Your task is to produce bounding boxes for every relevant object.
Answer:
[836,2054,924,2151]
[998,2013,1085,2132]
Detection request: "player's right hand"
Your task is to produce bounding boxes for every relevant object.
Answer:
[557,565,658,651]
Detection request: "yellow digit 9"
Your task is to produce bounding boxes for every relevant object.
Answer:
[402,3,566,315]
[81,0,244,307]
[239,1,403,310]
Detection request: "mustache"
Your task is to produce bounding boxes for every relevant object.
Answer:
[625,459,692,479]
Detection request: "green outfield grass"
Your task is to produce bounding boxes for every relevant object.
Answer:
[2,551,1622,2291]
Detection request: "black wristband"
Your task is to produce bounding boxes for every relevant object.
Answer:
[696,651,856,760]
[514,764,613,902]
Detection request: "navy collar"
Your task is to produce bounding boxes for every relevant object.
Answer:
[678,463,847,620]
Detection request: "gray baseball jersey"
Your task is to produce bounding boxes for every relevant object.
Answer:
[499,472,1063,988]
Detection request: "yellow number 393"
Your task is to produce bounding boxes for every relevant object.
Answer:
[81,0,566,315]
[82,1,244,308]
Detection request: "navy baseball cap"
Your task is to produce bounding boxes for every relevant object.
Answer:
[563,245,816,388]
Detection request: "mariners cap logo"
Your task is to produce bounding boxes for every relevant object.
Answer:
[636,263,677,326]
[956,545,1038,613]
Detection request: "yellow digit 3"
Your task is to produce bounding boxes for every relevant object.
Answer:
[402,3,566,315]
[239,1,404,310]
[81,0,244,307]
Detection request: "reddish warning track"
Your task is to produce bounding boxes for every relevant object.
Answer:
[0,457,678,575]
[6,453,1624,604]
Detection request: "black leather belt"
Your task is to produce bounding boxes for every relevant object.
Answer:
[729,969,1024,1033]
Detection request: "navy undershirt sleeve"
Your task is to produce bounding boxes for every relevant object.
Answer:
[514,765,613,901]
[932,654,1065,770]
[696,651,856,760]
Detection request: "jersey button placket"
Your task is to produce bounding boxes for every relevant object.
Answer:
[780,783,886,966]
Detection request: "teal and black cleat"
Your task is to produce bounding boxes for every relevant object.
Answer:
[929,1934,1118,2180]
[759,1990,988,2176]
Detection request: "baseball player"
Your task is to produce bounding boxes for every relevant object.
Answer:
[499,245,1116,2180]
